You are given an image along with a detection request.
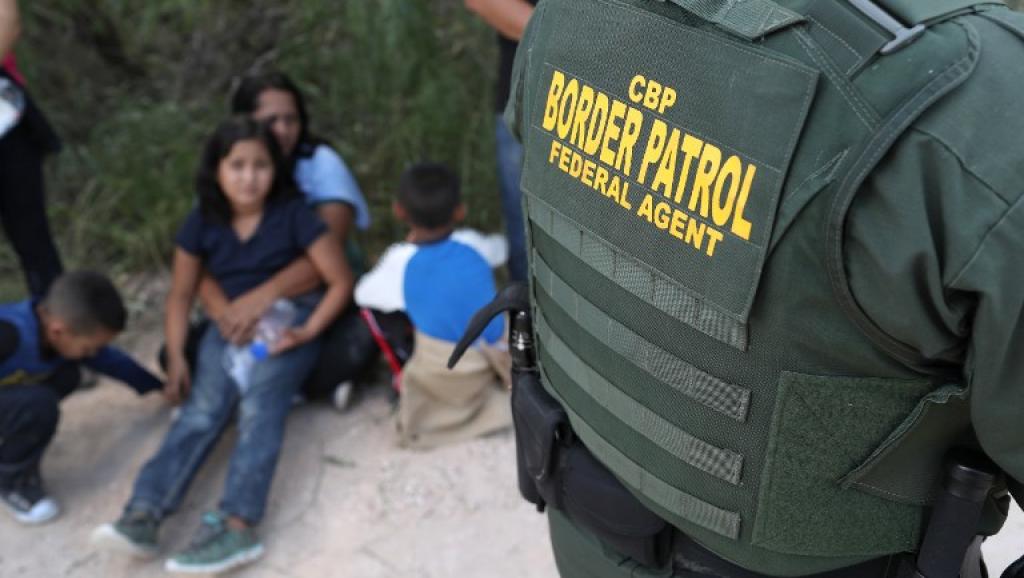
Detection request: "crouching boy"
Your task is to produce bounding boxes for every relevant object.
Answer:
[0,271,161,523]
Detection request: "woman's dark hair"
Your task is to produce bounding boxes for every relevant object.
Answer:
[230,71,322,159]
[195,116,298,225]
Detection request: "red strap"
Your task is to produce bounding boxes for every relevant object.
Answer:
[359,308,404,392]
[3,54,25,85]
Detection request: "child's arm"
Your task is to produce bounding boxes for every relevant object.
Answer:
[353,243,414,313]
[452,229,508,268]
[83,347,161,395]
[198,258,320,345]
[164,248,202,403]
[272,235,352,353]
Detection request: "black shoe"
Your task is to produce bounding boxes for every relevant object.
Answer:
[0,470,60,524]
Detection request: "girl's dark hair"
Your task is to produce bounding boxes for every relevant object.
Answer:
[195,116,298,224]
[230,71,323,160]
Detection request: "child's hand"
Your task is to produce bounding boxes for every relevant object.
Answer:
[163,356,191,405]
[271,326,316,355]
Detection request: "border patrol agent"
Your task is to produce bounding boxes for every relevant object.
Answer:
[469,0,1024,576]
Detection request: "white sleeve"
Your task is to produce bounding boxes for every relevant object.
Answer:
[451,228,508,268]
[353,243,416,312]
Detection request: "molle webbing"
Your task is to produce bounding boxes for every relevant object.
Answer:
[537,314,744,485]
[532,244,751,423]
[527,194,749,350]
[536,335,744,540]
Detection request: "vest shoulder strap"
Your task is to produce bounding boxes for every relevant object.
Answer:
[659,0,1001,55]
[826,20,983,370]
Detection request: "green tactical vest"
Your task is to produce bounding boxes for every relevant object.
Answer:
[510,0,1013,575]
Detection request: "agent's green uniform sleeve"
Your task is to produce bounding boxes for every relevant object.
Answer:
[847,126,1024,504]
[847,10,1024,502]
[948,198,1024,502]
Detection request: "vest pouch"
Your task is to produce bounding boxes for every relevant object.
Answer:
[560,441,673,568]
[511,367,571,509]
[753,372,940,557]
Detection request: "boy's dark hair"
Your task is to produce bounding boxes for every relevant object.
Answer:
[195,116,298,225]
[41,271,126,334]
[230,71,322,160]
[397,163,461,229]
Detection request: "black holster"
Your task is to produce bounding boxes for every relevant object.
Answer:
[511,366,672,568]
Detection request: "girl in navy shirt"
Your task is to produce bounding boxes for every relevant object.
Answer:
[197,71,375,410]
[93,118,351,574]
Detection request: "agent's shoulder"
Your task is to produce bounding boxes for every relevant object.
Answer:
[910,8,1024,204]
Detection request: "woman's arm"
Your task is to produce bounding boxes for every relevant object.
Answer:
[0,0,20,60]
[317,203,355,244]
[272,235,352,353]
[464,0,534,41]
[164,248,202,403]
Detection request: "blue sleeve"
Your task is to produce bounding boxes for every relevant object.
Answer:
[0,320,20,364]
[174,208,204,256]
[296,146,372,231]
[84,346,162,395]
[288,199,327,250]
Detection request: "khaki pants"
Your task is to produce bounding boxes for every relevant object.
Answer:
[396,331,512,449]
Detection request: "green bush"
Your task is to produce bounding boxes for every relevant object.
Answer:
[6,1,498,293]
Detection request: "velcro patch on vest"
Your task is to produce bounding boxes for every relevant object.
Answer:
[753,372,932,556]
[521,0,818,348]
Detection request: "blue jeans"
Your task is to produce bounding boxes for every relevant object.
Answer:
[127,318,320,525]
[496,114,528,283]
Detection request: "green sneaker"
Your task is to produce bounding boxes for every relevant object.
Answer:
[164,511,264,574]
[91,510,160,558]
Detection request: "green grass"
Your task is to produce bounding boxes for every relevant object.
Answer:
[3,1,499,298]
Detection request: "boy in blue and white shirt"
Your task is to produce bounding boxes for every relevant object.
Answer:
[355,163,511,449]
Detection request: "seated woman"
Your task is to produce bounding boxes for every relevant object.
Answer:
[92,118,351,574]
[192,71,376,410]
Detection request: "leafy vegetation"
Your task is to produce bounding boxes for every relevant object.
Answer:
[1,1,1021,299]
[4,1,499,297]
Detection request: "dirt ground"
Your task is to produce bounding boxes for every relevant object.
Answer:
[0,377,557,578]
[0,279,1019,577]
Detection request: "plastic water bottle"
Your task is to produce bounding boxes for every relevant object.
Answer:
[0,77,25,137]
[222,299,298,392]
